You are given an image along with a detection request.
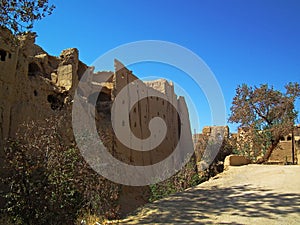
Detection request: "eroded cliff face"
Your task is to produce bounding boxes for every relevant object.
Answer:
[0,27,193,215]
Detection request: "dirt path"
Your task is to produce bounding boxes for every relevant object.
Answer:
[119,165,300,224]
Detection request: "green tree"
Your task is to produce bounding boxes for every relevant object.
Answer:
[0,0,55,34]
[229,82,300,163]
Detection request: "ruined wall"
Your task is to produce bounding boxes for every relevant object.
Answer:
[74,60,192,213]
[0,27,88,148]
[108,60,192,214]
[111,60,180,166]
[194,126,230,173]
[269,126,300,164]
[0,27,193,215]
[0,28,89,207]
[236,126,299,164]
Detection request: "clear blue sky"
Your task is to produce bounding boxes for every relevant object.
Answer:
[33,0,300,133]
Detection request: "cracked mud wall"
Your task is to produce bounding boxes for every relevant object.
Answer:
[0,27,193,215]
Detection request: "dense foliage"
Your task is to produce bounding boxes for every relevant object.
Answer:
[0,0,55,34]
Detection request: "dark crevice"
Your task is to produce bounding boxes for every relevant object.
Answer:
[28,62,41,77]
[0,49,7,61]
[47,94,64,110]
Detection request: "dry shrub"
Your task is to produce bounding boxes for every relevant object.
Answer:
[149,154,200,202]
[1,110,120,224]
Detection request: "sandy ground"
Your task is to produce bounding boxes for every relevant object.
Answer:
[118,165,300,224]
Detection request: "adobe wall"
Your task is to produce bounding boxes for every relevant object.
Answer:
[236,126,300,164]
[0,27,88,149]
[0,28,88,208]
[108,60,193,215]
[1,27,193,215]
[111,60,180,167]
[269,126,300,164]
[193,126,229,173]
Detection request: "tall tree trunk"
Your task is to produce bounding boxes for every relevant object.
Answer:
[256,138,280,164]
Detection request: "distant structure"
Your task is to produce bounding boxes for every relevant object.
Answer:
[193,126,229,172]
[236,125,300,164]
[194,125,300,166]
[269,125,300,164]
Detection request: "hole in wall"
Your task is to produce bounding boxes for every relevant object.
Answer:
[47,94,63,110]
[88,91,111,103]
[0,49,7,61]
[28,62,41,77]
[34,90,38,96]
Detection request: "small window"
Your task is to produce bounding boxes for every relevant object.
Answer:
[0,49,7,61]
[287,136,292,141]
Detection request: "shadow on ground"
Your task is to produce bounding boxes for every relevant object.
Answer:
[122,184,300,224]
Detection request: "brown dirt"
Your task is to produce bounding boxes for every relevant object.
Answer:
[116,165,300,224]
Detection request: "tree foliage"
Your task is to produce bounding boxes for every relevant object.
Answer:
[0,0,55,34]
[229,82,300,163]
